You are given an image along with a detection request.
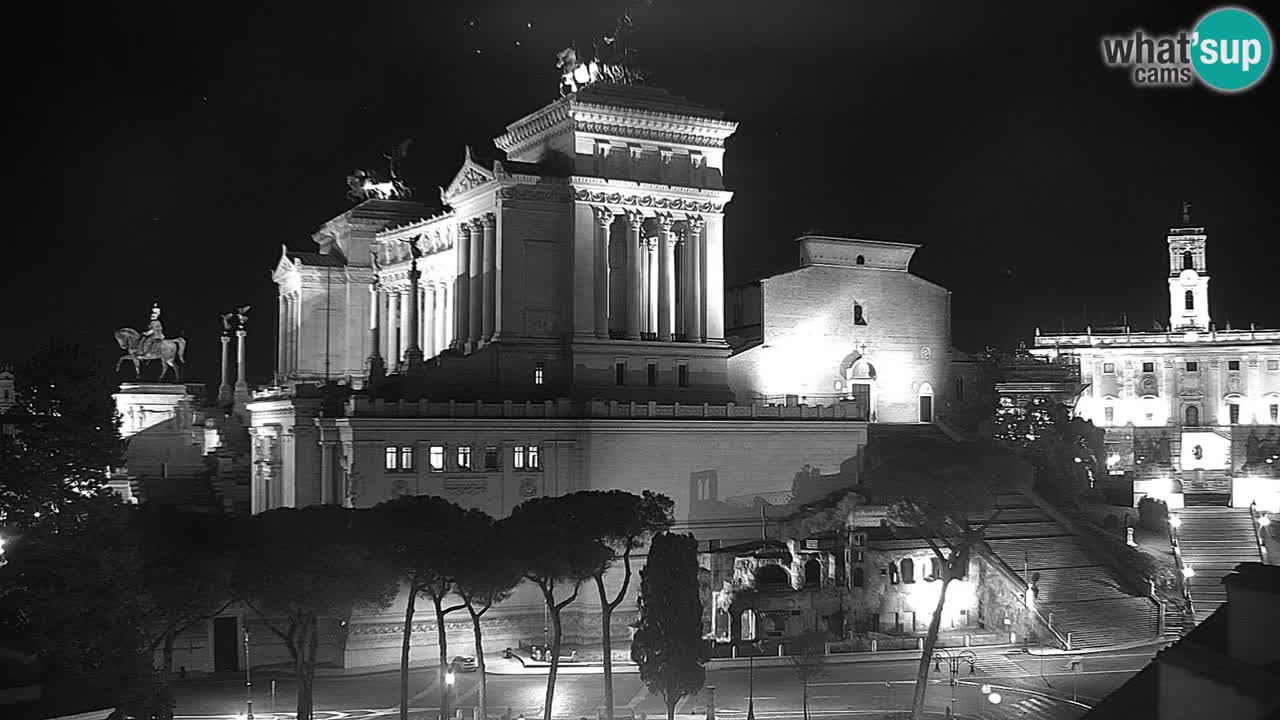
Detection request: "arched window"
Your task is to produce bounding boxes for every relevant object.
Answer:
[1183,251,1194,270]
[755,564,789,590]
[855,255,865,265]
[918,382,935,423]
[1185,290,1194,310]
[854,304,867,325]
[804,559,821,587]
[889,564,900,585]
[852,566,865,588]
[900,558,915,584]
[929,557,943,581]
[1185,405,1200,427]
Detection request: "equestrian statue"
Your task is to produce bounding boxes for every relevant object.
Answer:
[115,303,187,381]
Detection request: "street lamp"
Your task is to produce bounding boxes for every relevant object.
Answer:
[244,628,254,720]
[931,649,976,718]
[746,639,764,720]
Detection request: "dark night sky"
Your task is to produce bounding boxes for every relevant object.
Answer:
[7,1,1278,393]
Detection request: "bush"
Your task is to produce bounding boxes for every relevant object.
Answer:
[1138,497,1169,532]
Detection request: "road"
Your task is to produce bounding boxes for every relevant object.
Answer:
[171,644,1165,720]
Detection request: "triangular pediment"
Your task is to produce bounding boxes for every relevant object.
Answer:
[272,245,300,282]
[441,147,495,203]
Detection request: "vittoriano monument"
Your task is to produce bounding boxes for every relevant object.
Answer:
[115,303,187,381]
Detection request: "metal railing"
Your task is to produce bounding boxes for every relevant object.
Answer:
[1249,501,1270,562]
[1168,513,1196,622]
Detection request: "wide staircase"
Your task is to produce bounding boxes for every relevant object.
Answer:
[1175,506,1261,624]
[974,492,1160,649]
[1181,469,1233,507]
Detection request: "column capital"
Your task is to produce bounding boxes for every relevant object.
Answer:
[458,221,473,238]
[593,205,615,228]
[626,210,645,231]
[685,214,706,233]
[481,212,496,229]
[656,213,677,232]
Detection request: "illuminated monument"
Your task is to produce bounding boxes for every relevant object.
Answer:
[239,21,963,669]
[1032,205,1280,510]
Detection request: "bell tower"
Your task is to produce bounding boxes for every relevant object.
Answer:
[1167,202,1210,331]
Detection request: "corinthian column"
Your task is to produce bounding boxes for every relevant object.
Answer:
[276,296,287,381]
[646,238,659,336]
[657,214,676,342]
[593,206,613,338]
[423,284,436,358]
[454,223,471,350]
[626,212,643,340]
[219,331,233,406]
[686,215,705,343]
[387,291,401,366]
[469,218,484,346]
[481,213,496,341]
[367,283,385,384]
[404,259,423,370]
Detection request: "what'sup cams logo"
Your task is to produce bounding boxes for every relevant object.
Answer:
[1101,6,1272,92]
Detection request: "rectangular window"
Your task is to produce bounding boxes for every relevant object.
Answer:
[954,377,965,402]
[457,446,472,470]
[1104,407,1114,424]
[429,446,445,472]
[1103,363,1115,374]
[1186,361,1198,372]
[1271,404,1279,423]
[534,361,545,385]
[615,361,626,386]
[1229,404,1240,424]
[528,445,541,470]
[385,446,398,471]
[514,445,526,470]
[1228,360,1240,371]
[678,364,689,388]
[1142,362,1154,373]
[647,363,658,387]
[484,446,500,470]
[1269,359,1280,371]
[399,446,414,471]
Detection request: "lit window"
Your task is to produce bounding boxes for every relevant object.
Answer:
[484,446,500,470]
[1229,404,1240,425]
[386,445,413,473]
[889,565,899,585]
[399,446,414,471]
[615,361,626,386]
[1104,407,1114,424]
[1103,363,1115,374]
[1186,362,1198,372]
[647,363,658,387]
[385,446,398,471]
[534,361,545,385]
[429,446,445,472]
[1142,362,1154,373]
[1228,360,1240,371]
[678,364,689,388]
[514,445,526,469]
[1271,404,1278,423]
[457,446,472,470]
[528,445,541,469]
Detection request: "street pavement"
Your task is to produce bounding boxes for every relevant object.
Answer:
[170,644,1165,720]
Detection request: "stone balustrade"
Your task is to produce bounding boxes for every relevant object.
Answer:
[343,397,869,420]
[1035,328,1280,347]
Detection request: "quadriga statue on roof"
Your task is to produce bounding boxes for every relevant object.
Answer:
[115,303,187,382]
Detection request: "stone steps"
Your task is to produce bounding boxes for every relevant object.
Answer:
[1174,506,1261,626]
[986,537,1097,571]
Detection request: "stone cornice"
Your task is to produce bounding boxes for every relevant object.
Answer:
[496,183,573,206]
[570,178,731,215]
[494,102,574,154]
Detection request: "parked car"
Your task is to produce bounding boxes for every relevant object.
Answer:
[450,655,479,672]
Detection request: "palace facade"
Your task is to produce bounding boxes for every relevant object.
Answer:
[1031,212,1280,510]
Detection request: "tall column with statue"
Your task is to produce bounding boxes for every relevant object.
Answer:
[219,313,234,407]
[403,238,424,371]
[234,306,251,409]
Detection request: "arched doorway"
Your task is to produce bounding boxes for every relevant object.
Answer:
[918,382,935,423]
[803,559,821,587]
[844,356,877,421]
[1185,404,1200,427]
[755,564,790,590]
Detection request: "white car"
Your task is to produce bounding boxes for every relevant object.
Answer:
[451,656,479,672]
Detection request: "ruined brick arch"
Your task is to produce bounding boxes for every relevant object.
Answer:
[803,558,821,587]
[755,563,790,589]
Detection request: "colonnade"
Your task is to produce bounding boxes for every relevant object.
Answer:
[596,209,707,342]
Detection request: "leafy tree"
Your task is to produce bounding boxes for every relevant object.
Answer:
[993,397,1103,505]
[0,342,124,531]
[455,515,523,720]
[570,490,674,720]
[234,506,398,720]
[788,630,829,720]
[506,495,611,720]
[630,532,709,720]
[136,507,237,681]
[860,435,1032,720]
[0,497,155,717]
[374,496,481,720]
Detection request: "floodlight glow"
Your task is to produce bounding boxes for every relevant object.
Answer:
[1169,515,1182,529]
[1107,454,1121,467]
[1259,515,1271,527]
[988,692,1002,705]
[1182,565,1195,578]
[980,684,991,694]
[445,671,456,686]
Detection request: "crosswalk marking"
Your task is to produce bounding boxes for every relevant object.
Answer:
[973,653,1027,678]
[1010,695,1058,717]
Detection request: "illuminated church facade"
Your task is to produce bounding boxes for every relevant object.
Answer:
[241,81,961,668]
[1031,213,1280,510]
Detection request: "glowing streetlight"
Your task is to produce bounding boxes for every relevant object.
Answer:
[1169,514,1182,529]
[1182,565,1195,579]
[445,670,456,686]
[1258,515,1271,528]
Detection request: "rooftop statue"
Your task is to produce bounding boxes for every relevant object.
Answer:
[115,303,187,381]
[346,139,414,202]
[557,9,646,96]
[235,305,251,330]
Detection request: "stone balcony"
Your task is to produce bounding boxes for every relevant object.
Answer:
[1034,327,1280,348]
